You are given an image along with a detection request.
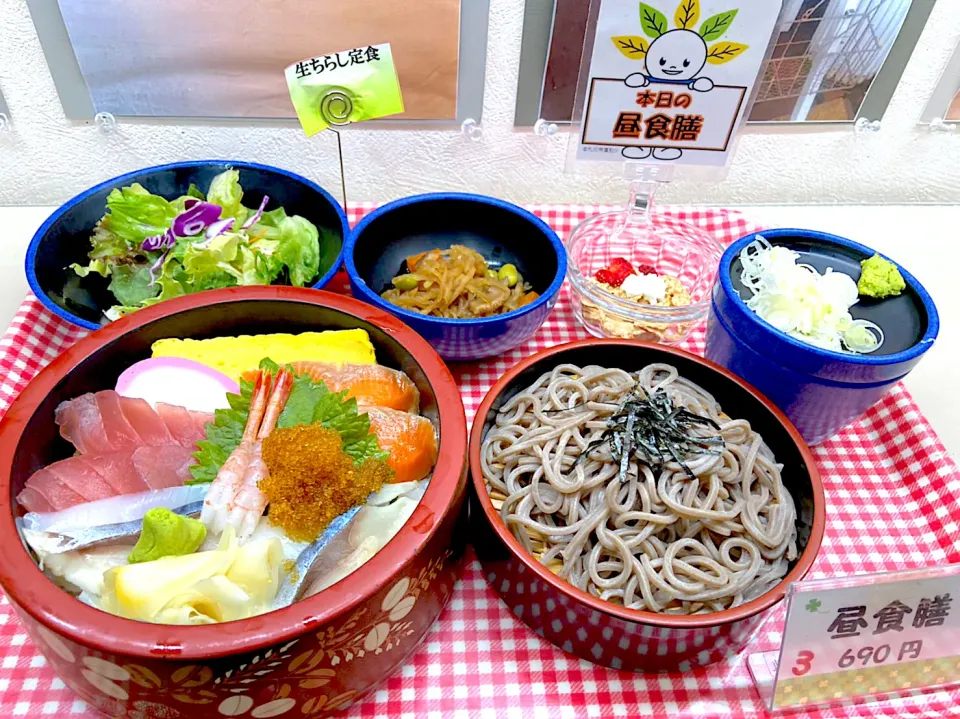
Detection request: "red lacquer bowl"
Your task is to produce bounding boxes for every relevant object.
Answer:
[468,339,825,672]
[0,287,468,718]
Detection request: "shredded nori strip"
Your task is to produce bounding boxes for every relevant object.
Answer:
[576,385,723,480]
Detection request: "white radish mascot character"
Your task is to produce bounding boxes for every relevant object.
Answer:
[612,1,747,161]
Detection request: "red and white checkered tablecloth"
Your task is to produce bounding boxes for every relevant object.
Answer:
[0,205,958,719]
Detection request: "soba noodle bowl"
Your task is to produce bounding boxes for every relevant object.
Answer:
[481,363,798,615]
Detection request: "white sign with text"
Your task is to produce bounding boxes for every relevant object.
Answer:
[576,0,782,166]
[749,566,960,711]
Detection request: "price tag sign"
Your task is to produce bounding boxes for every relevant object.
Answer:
[285,43,404,136]
[749,565,960,711]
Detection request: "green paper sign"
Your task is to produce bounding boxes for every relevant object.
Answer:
[285,43,404,136]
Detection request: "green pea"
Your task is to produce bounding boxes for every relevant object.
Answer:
[497,264,519,287]
[392,274,419,291]
[486,269,499,280]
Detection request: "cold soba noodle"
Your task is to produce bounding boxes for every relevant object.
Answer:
[481,363,798,615]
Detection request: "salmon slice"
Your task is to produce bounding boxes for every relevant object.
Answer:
[17,445,195,512]
[362,406,438,484]
[243,362,420,412]
[18,468,88,512]
[56,391,211,453]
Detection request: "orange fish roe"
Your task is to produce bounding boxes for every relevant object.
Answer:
[260,424,393,542]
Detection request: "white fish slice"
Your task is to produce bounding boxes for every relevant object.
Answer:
[18,484,208,555]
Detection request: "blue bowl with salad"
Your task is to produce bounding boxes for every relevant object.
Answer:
[27,160,348,330]
[704,228,939,445]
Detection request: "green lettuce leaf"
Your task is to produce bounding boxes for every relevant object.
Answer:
[275,216,320,287]
[69,258,109,278]
[188,359,386,484]
[107,264,160,307]
[206,170,244,223]
[180,233,244,289]
[70,172,325,319]
[155,256,189,302]
[100,184,177,246]
[247,210,319,286]
[245,238,285,285]
[251,207,287,231]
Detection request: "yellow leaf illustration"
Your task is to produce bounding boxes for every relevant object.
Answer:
[611,36,649,59]
[707,41,748,64]
[674,0,700,30]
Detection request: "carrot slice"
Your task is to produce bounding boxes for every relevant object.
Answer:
[406,252,428,271]
[519,291,540,307]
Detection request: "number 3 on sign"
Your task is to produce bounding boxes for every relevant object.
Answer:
[791,650,814,676]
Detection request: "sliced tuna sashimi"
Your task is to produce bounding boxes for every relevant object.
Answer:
[45,462,115,503]
[18,468,88,512]
[56,391,210,453]
[132,446,197,490]
[17,444,195,512]
[94,391,142,448]
[55,393,111,454]
[191,409,213,436]
[156,403,209,447]
[76,453,147,495]
[120,396,175,446]
[15,486,55,514]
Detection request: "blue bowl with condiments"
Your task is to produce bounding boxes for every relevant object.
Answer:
[705,228,939,445]
[345,193,566,361]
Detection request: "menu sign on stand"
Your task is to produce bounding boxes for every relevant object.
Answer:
[572,0,782,169]
[284,42,404,136]
[284,42,405,206]
[749,565,960,711]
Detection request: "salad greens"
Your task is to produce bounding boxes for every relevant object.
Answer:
[188,358,387,485]
[70,169,324,321]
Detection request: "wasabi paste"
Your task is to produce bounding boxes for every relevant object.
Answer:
[858,254,905,299]
[128,508,206,564]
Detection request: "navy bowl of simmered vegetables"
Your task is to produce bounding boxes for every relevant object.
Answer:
[27,161,348,330]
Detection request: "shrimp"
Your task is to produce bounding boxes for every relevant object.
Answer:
[200,369,293,541]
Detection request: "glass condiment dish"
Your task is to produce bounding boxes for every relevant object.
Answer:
[565,208,723,344]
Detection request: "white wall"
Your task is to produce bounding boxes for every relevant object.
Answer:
[1,0,959,207]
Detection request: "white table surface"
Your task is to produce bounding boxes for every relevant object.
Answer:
[2,204,956,458]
